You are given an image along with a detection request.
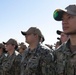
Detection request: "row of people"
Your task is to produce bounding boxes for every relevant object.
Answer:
[0,4,76,75]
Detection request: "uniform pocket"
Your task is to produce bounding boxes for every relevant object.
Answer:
[26,56,40,71]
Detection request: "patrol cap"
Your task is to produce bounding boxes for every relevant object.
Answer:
[0,43,5,49]
[21,27,43,37]
[19,44,27,50]
[56,30,63,35]
[3,38,18,46]
[53,4,76,21]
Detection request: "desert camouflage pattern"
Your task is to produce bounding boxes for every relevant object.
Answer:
[54,39,76,75]
[0,53,6,75]
[0,50,21,75]
[21,44,55,75]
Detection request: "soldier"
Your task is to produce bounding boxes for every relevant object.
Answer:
[2,38,21,75]
[53,4,76,75]
[0,43,6,75]
[56,30,69,44]
[21,27,55,75]
[18,42,27,55]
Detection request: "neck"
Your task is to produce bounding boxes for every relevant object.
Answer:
[70,35,76,45]
[29,42,39,50]
[8,49,15,56]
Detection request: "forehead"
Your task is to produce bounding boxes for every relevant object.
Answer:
[63,13,71,17]
[6,43,13,46]
[63,12,76,18]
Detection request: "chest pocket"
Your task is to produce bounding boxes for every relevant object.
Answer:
[26,55,40,72]
[65,54,76,75]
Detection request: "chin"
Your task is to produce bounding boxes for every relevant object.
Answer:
[63,31,70,35]
[65,32,76,35]
[63,30,70,34]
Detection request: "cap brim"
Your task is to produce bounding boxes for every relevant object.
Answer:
[21,31,27,35]
[53,9,65,21]
[57,37,60,40]
[3,42,6,44]
[56,30,62,35]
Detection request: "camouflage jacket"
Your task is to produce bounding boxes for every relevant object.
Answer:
[1,50,22,75]
[0,53,6,65]
[21,43,55,75]
[54,39,76,75]
[0,53,6,75]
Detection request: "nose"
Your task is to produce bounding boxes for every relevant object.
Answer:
[62,18,67,22]
[62,18,68,25]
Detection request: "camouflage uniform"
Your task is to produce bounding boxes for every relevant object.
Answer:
[54,39,76,75]
[1,50,21,75]
[21,43,55,75]
[0,53,6,75]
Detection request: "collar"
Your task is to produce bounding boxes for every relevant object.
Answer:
[64,39,76,56]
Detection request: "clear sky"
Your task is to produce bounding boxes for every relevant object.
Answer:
[0,0,76,45]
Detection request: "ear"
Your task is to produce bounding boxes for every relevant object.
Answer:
[34,34,39,38]
[13,45,16,49]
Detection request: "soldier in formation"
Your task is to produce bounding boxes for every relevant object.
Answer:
[1,38,21,75]
[53,4,76,75]
[20,27,55,75]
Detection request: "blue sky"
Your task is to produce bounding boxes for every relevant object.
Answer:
[0,0,76,45]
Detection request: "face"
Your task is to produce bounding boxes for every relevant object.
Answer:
[25,33,37,44]
[60,32,68,43]
[5,44,14,51]
[19,48,24,54]
[62,13,76,35]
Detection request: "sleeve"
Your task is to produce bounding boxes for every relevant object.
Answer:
[2,55,15,71]
[0,54,6,75]
[54,50,65,75]
[14,54,22,75]
[40,50,55,75]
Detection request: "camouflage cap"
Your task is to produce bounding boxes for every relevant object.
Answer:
[21,27,43,37]
[3,38,18,46]
[19,44,27,50]
[53,4,76,21]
